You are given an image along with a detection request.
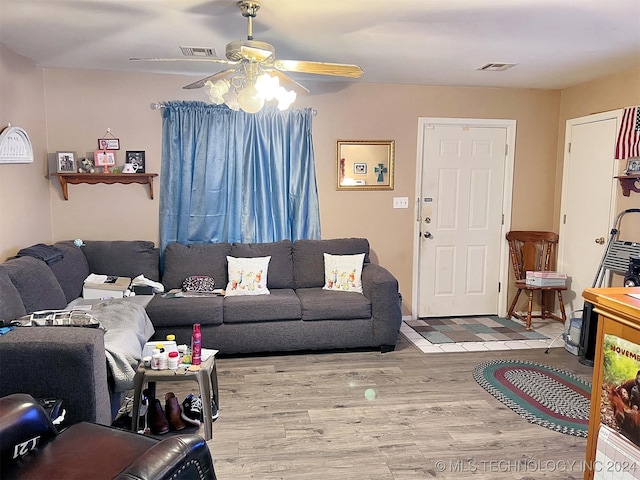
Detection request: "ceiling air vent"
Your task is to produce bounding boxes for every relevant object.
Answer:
[180,46,217,57]
[477,63,517,72]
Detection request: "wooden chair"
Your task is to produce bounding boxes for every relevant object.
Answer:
[506,231,567,330]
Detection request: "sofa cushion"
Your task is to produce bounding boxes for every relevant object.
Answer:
[81,241,160,282]
[0,271,27,321]
[145,294,224,328]
[296,287,371,321]
[293,238,370,289]
[225,256,271,296]
[0,257,67,313]
[230,240,294,289]
[162,242,231,291]
[51,241,90,303]
[223,289,301,323]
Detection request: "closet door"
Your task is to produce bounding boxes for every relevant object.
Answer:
[558,111,620,313]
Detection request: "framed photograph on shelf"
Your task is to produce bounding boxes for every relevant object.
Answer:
[98,138,120,150]
[94,150,116,173]
[125,150,146,173]
[625,157,640,175]
[56,152,76,173]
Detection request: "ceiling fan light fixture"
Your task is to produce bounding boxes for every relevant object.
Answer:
[204,71,297,113]
[255,72,280,101]
[237,84,264,113]
[204,79,230,104]
[223,88,240,111]
[275,87,296,111]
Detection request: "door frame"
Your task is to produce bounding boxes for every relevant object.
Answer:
[558,110,621,296]
[411,117,516,320]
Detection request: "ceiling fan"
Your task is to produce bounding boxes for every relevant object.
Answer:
[131,0,363,112]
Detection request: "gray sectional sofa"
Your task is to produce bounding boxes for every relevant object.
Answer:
[0,237,401,425]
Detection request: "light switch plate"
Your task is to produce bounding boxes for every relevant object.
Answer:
[393,197,409,209]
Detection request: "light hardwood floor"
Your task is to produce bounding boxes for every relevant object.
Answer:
[155,336,594,479]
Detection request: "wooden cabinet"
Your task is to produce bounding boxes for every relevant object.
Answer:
[582,287,640,480]
[51,173,158,200]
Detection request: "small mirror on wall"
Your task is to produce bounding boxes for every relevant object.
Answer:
[337,140,394,190]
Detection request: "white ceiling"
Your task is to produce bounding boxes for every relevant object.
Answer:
[1,0,639,90]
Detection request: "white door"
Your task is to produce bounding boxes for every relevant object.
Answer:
[415,120,513,317]
[558,111,620,314]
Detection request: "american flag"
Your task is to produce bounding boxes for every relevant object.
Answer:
[615,106,640,159]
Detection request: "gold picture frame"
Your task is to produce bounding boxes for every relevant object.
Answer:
[337,140,394,190]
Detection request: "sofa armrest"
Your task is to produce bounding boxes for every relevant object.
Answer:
[115,435,217,480]
[361,263,401,347]
[0,393,58,467]
[0,327,112,426]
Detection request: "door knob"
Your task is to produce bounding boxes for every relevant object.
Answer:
[424,217,431,224]
[423,232,433,239]
[595,237,605,245]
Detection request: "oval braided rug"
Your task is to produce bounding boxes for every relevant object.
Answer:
[472,359,591,437]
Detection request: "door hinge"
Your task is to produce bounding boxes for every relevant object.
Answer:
[498,282,501,293]
[504,144,508,156]
[563,214,566,224]
[502,214,504,225]
[568,142,571,153]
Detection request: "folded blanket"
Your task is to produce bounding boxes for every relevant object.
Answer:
[17,243,64,264]
[85,299,155,392]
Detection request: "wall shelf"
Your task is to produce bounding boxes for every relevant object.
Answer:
[50,173,158,200]
[614,174,640,196]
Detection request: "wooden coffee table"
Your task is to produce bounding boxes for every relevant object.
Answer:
[130,353,219,440]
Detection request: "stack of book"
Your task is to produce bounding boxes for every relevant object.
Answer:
[525,271,567,287]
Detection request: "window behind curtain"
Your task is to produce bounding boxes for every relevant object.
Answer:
[159,101,321,253]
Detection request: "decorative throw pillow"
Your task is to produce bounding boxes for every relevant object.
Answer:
[225,256,271,296]
[322,253,365,294]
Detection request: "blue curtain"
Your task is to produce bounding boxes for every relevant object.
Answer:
[159,101,321,252]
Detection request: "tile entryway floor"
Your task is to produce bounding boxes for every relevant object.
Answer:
[401,316,567,353]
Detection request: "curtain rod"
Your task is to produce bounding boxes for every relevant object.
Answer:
[150,102,317,115]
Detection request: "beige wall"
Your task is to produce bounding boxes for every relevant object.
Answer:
[0,45,52,260]
[40,70,562,313]
[2,42,638,316]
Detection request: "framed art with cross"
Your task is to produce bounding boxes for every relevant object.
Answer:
[336,140,394,191]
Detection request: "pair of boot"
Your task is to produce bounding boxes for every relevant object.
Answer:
[147,392,186,435]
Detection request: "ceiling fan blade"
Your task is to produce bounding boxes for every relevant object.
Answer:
[130,57,238,66]
[273,60,363,78]
[183,69,238,90]
[264,70,310,95]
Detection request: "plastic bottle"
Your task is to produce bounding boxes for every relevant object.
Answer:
[191,323,202,366]
[151,348,161,370]
[177,344,188,364]
[167,351,179,369]
[158,351,168,370]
